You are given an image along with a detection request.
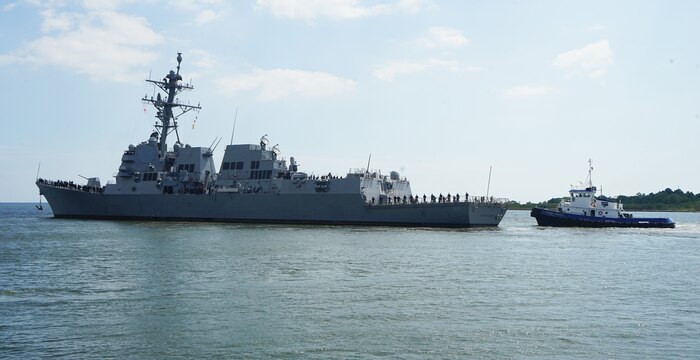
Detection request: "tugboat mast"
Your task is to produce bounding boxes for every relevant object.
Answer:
[142,53,201,158]
[585,158,594,188]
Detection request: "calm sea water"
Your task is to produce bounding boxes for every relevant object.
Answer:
[1,203,699,359]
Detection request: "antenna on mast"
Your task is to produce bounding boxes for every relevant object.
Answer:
[366,153,372,174]
[142,52,201,158]
[230,106,238,145]
[176,52,182,75]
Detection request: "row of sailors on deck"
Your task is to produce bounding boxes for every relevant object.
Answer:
[370,193,469,205]
[37,178,104,194]
[310,173,342,180]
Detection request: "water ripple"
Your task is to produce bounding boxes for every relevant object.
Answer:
[1,205,699,358]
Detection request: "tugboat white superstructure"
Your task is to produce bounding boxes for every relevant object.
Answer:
[36,53,508,227]
[531,160,675,228]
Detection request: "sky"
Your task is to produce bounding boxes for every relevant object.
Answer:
[1,0,698,203]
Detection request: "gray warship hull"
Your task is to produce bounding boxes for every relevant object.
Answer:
[35,53,509,228]
[38,183,506,227]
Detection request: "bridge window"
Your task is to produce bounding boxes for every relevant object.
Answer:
[176,164,196,172]
[249,169,273,180]
[222,162,230,170]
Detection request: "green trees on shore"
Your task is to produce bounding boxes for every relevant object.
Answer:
[618,188,700,211]
[509,188,700,211]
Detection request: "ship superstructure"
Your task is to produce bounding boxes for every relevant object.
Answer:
[36,54,508,227]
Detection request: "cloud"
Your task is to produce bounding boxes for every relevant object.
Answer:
[374,58,480,81]
[2,2,18,12]
[215,69,356,101]
[0,54,22,65]
[195,9,219,24]
[256,0,431,20]
[83,0,121,11]
[182,49,218,81]
[553,39,613,78]
[503,85,554,99]
[171,0,224,11]
[413,26,469,48]
[188,49,217,71]
[0,5,163,83]
[396,0,433,13]
[171,0,225,25]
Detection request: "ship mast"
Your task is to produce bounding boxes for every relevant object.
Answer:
[142,53,201,158]
[585,158,594,188]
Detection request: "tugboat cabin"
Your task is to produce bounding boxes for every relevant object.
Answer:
[557,186,624,218]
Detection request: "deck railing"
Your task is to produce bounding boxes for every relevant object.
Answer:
[36,178,103,194]
[365,195,509,207]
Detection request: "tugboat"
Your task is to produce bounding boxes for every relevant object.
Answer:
[35,53,508,227]
[530,160,675,228]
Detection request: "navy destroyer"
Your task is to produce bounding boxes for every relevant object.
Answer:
[36,53,508,227]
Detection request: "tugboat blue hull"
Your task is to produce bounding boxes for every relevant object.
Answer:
[530,207,675,228]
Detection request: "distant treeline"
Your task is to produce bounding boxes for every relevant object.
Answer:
[509,188,700,212]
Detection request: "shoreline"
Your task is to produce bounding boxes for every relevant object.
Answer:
[509,206,699,213]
